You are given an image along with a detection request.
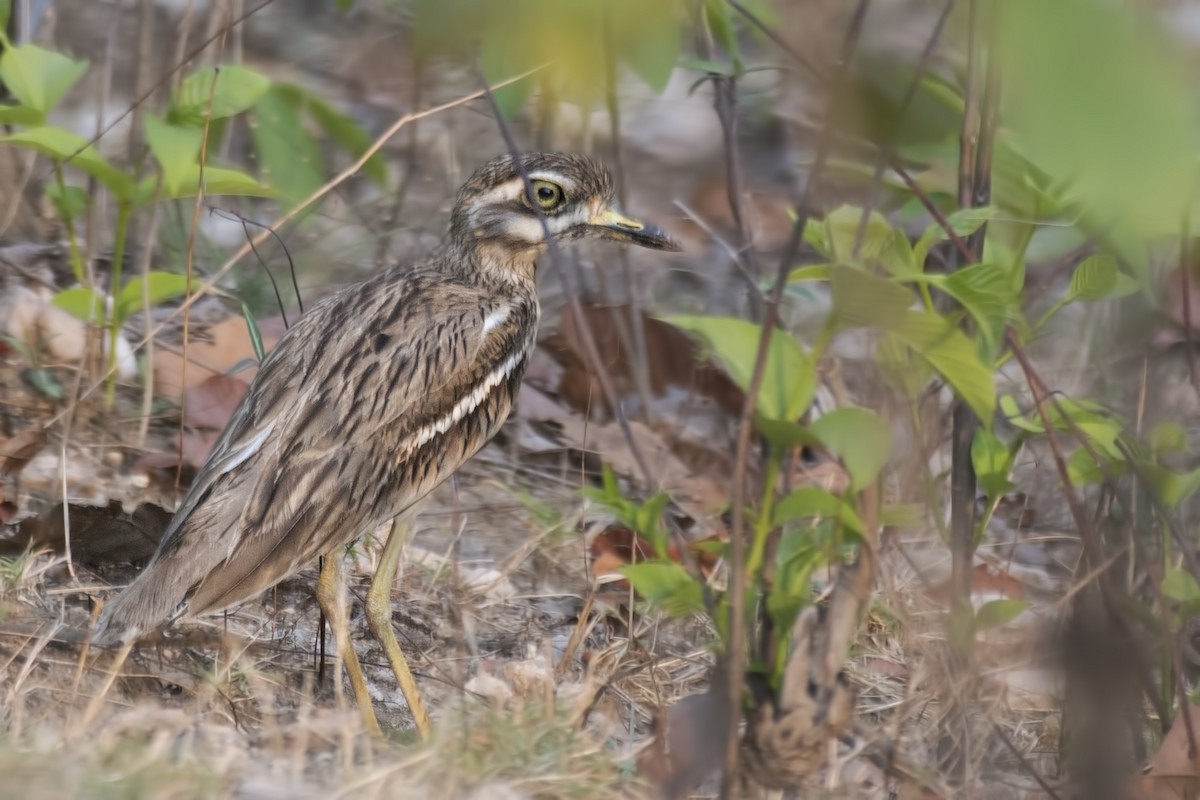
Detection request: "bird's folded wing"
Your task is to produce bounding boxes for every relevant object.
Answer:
[156,274,535,616]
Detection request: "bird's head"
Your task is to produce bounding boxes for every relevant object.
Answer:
[449,152,681,277]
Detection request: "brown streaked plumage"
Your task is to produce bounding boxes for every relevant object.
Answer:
[91,152,680,735]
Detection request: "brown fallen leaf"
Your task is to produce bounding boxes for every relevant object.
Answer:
[153,314,286,399]
[543,302,745,421]
[590,524,723,586]
[1130,702,1200,800]
[0,426,46,477]
[183,373,248,431]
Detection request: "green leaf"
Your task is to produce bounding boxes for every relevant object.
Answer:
[823,205,901,266]
[1141,462,1200,510]
[1067,255,1118,301]
[876,331,933,398]
[611,0,680,93]
[972,428,1015,497]
[809,407,892,491]
[892,310,996,427]
[169,65,271,126]
[974,598,1027,630]
[45,182,87,221]
[703,0,741,70]
[1151,421,1189,455]
[22,367,64,399]
[0,104,43,125]
[999,0,1197,251]
[51,286,105,322]
[1066,446,1113,486]
[773,486,864,534]
[1163,567,1200,604]
[114,272,197,324]
[292,86,388,188]
[919,263,1014,357]
[664,315,815,422]
[912,205,998,267]
[0,0,10,33]
[755,417,823,452]
[242,303,266,363]
[802,217,829,257]
[0,44,88,113]
[829,265,913,332]
[787,263,831,284]
[3,126,135,200]
[143,113,202,195]
[480,35,539,118]
[249,85,324,209]
[152,165,276,199]
[621,561,706,617]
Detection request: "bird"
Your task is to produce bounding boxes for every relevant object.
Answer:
[91,152,682,736]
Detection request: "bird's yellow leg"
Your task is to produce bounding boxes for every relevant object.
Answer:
[366,516,432,738]
[315,547,383,738]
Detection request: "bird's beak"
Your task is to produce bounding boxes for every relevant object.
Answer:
[589,207,683,252]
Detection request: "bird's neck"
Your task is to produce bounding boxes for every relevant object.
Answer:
[440,237,543,287]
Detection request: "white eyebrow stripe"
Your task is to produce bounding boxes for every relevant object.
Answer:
[468,172,578,209]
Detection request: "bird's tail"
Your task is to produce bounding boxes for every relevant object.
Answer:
[91,556,192,647]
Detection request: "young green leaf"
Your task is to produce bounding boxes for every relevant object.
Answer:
[703,0,741,71]
[802,217,829,258]
[3,126,135,200]
[169,65,271,126]
[787,263,831,284]
[1066,446,1115,486]
[919,262,1014,356]
[1151,420,1189,455]
[974,598,1027,630]
[664,315,815,422]
[51,286,105,323]
[114,272,198,324]
[1140,462,1200,510]
[912,205,998,267]
[830,265,912,332]
[1067,254,1118,301]
[823,205,898,266]
[0,104,43,125]
[893,310,996,427]
[773,486,864,534]
[288,85,388,188]
[621,561,706,617]
[810,407,893,491]
[249,85,324,209]
[154,165,275,199]
[143,113,203,195]
[971,428,1015,497]
[1163,567,1200,604]
[611,0,681,94]
[44,182,87,220]
[0,44,88,114]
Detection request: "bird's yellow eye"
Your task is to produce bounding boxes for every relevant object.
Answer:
[529,179,565,211]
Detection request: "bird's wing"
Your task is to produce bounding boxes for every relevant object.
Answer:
[155,267,536,617]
